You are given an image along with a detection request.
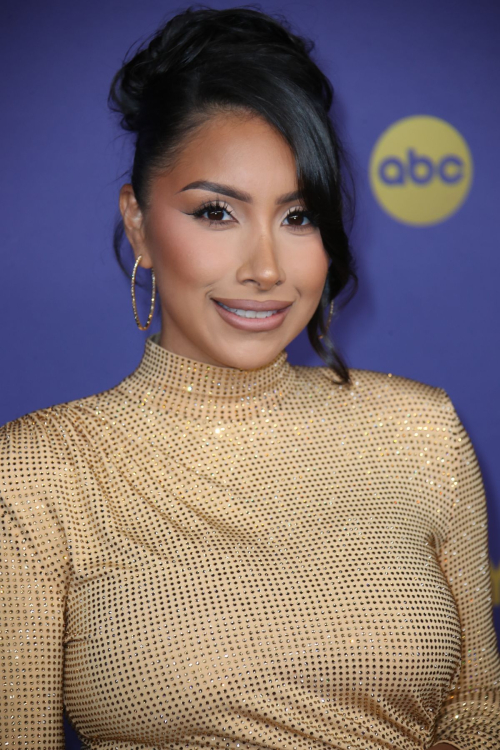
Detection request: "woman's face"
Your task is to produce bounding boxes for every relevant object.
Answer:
[120,111,330,370]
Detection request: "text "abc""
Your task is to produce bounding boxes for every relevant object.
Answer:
[379,149,465,186]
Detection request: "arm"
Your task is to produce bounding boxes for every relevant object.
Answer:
[0,413,72,748]
[432,390,500,749]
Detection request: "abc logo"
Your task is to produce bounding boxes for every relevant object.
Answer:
[369,115,473,226]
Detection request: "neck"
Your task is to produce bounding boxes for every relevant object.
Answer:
[118,332,295,422]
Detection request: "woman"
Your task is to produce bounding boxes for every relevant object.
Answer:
[1,5,498,749]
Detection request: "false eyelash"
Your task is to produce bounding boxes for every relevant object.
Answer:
[188,200,234,225]
[188,200,318,230]
[284,206,318,229]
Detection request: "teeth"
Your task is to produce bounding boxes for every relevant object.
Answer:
[217,302,280,319]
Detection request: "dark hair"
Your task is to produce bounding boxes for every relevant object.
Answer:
[108,3,358,384]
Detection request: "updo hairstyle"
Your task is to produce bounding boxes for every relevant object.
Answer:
[108,3,358,384]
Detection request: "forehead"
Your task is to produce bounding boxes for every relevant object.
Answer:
[165,112,297,193]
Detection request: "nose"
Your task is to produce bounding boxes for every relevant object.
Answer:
[236,230,284,289]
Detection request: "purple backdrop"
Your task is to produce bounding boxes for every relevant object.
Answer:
[1,1,499,746]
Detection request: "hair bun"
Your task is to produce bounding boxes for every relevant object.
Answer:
[108,5,317,133]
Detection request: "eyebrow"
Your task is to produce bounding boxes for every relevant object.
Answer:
[176,180,302,205]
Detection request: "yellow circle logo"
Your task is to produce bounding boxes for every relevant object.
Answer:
[369,115,473,226]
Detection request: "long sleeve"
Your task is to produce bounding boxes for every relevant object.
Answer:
[433,390,500,749]
[0,412,72,748]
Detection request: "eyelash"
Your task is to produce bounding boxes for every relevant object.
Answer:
[188,200,317,231]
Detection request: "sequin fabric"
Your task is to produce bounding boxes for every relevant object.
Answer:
[1,331,499,750]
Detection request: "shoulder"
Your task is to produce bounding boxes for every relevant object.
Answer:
[0,399,101,570]
[292,362,446,400]
[0,375,130,441]
[291,362,457,428]
[0,383,124,495]
[0,390,103,450]
[347,366,448,407]
[0,386,127,551]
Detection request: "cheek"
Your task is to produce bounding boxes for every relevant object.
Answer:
[146,210,230,285]
[287,238,329,291]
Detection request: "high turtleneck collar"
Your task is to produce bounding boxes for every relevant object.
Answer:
[118,332,295,422]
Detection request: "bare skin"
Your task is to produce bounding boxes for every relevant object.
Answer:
[119,111,463,750]
[120,110,329,371]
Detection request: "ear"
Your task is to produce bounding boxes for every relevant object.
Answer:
[119,184,154,269]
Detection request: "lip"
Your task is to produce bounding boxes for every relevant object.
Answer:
[212,298,293,312]
[212,299,292,332]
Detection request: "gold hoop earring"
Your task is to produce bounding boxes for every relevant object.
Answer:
[131,255,156,331]
[318,299,334,340]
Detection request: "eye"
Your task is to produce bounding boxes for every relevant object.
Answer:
[187,200,235,226]
[186,200,318,231]
[283,207,317,231]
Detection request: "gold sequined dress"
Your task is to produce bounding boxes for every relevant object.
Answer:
[1,332,499,750]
